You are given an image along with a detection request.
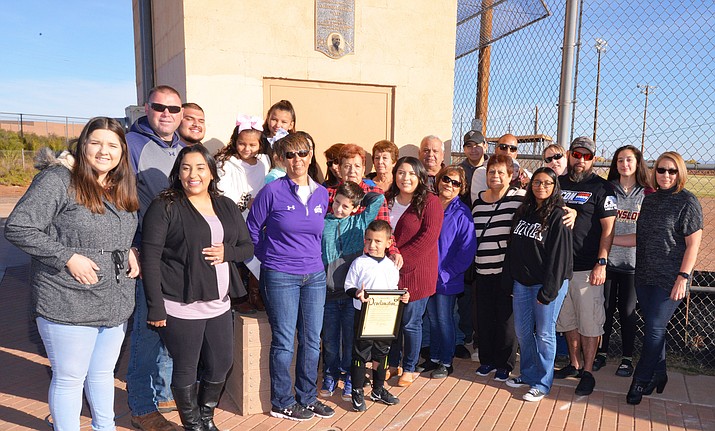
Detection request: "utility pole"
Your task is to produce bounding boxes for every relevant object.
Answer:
[592,38,608,144]
[637,84,656,154]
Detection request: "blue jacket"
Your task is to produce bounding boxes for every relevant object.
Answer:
[322,193,384,301]
[126,116,184,227]
[247,176,328,274]
[437,197,477,295]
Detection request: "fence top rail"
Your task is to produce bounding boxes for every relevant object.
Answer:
[0,111,91,121]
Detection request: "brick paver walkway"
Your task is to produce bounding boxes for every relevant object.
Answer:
[1,215,714,430]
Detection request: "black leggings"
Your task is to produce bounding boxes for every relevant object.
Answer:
[159,310,233,387]
[600,269,637,357]
[474,273,517,371]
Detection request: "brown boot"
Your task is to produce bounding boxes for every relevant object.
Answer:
[232,296,256,315]
[247,273,265,311]
[130,411,175,431]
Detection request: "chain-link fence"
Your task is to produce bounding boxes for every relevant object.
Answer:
[452,1,715,372]
[0,112,88,144]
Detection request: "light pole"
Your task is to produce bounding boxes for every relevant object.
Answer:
[592,38,607,144]
[637,84,656,154]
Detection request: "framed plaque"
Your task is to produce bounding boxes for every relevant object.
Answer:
[356,290,406,340]
[315,0,354,59]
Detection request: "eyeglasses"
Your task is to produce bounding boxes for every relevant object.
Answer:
[441,176,463,187]
[285,149,310,159]
[532,180,555,188]
[656,167,678,175]
[571,150,594,161]
[497,143,518,153]
[150,103,182,114]
[544,153,564,163]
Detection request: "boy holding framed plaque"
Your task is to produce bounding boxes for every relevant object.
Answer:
[345,220,409,412]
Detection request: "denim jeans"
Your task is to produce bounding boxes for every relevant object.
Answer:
[512,280,568,394]
[633,284,681,382]
[37,317,127,431]
[427,293,458,365]
[261,267,326,409]
[456,282,475,345]
[126,279,173,416]
[322,297,355,379]
[389,297,429,372]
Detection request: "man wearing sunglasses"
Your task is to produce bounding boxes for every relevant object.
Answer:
[125,85,186,431]
[470,134,531,204]
[554,136,616,397]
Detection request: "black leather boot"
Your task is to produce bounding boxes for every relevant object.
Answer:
[172,383,206,430]
[626,379,649,405]
[198,380,225,431]
[643,372,668,395]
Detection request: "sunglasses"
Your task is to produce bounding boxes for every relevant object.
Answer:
[497,143,518,153]
[544,153,564,163]
[656,167,678,175]
[441,176,463,187]
[326,159,339,166]
[285,149,310,159]
[571,150,594,161]
[532,180,555,188]
[150,103,182,114]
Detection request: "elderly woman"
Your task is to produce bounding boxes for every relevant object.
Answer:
[246,132,334,421]
[420,165,476,378]
[542,144,567,176]
[505,167,573,402]
[142,144,254,430]
[385,156,444,387]
[625,151,702,405]
[5,117,140,430]
[472,154,525,383]
[368,139,399,192]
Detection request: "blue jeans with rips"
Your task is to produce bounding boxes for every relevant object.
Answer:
[633,284,682,382]
[261,267,326,409]
[427,293,458,365]
[126,279,173,416]
[389,297,429,372]
[322,297,355,379]
[513,280,568,394]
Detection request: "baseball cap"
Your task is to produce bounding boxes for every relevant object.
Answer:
[464,130,486,146]
[570,136,596,154]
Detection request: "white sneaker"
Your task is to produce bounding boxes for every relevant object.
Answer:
[522,388,546,402]
[471,350,480,362]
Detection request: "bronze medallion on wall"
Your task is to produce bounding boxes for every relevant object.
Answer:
[315,0,354,59]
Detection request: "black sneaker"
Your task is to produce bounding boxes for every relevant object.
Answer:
[420,346,431,360]
[304,400,335,418]
[592,354,607,371]
[575,371,595,395]
[418,360,440,373]
[270,403,314,421]
[554,364,582,379]
[454,344,471,359]
[615,359,634,377]
[370,386,400,405]
[431,364,453,379]
[352,388,366,412]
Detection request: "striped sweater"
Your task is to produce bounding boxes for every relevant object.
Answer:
[472,187,525,275]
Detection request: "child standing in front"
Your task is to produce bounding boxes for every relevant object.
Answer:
[321,182,386,401]
[345,220,409,412]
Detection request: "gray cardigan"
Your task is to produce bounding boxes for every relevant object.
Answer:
[4,165,138,327]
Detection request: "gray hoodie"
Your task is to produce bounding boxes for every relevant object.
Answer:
[608,181,647,273]
[4,152,137,327]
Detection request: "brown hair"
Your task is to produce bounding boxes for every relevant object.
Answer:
[366,219,392,237]
[338,143,367,166]
[652,151,688,193]
[607,145,650,188]
[71,117,139,214]
[486,154,514,177]
[148,85,181,101]
[372,140,399,164]
[436,165,467,196]
[182,102,204,112]
[542,143,566,158]
[215,126,264,164]
[335,181,365,207]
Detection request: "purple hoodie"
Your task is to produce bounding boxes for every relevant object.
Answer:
[247,176,328,274]
[437,197,477,295]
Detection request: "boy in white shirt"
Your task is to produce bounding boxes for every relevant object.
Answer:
[345,220,409,411]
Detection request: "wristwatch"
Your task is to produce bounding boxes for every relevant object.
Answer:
[677,272,690,280]
[597,257,607,266]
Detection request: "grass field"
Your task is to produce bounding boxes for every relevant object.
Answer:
[687,174,715,198]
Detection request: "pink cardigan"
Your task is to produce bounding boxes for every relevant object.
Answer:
[393,193,444,301]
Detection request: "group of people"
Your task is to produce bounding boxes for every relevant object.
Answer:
[3,84,703,430]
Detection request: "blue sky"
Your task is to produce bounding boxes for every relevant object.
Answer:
[0,1,136,118]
